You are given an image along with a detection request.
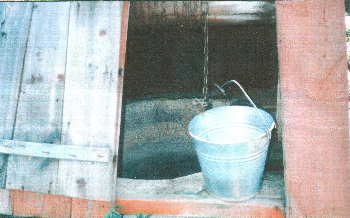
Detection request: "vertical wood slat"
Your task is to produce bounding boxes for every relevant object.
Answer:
[0,2,33,188]
[0,2,33,140]
[0,189,12,215]
[57,1,123,201]
[276,0,350,217]
[114,0,129,185]
[5,2,70,194]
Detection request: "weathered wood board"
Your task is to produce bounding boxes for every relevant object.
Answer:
[277,1,350,216]
[0,139,110,163]
[4,169,284,218]
[10,190,72,218]
[0,3,33,213]
[0,189,12,215]
[0,2,33,188]
[115,171,284,217]
[5,2,70,194]
[56,2,123,201]
[0,1,126,202]
[0,2,34,140]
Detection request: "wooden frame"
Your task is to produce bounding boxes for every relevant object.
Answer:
[1,1,350,217]
[276,0,350,216]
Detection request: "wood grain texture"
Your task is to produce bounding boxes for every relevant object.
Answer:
[0,2,33,188]
[113,0,129,185]
[40,194,72,218]
[0,139,111,162]
[115,199,284,218]
[70,198,110,218]
[6,2,70,194]
[0,189,12,215]
[276,0,350,217]
[57,1,123,201]
[0,2,33,139]
[115,171,285,214]
[10,190,72,218]
[10,189,43,217]
[276,80,283,141]
[5,172,284,218]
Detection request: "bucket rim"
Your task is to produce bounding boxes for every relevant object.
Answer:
[188,125,274,145]
[188,106,275,145]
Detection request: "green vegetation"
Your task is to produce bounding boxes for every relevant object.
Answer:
[134,213,152,218]
[103,204,124,218]
[0,204,151,218]
[103,204,151,218]
[0,216,39,218]
[346,28,350,42]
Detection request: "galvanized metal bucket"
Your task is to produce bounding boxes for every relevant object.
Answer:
[188,81,275,202]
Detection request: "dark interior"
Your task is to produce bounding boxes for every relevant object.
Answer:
[123,24,278,100]
[119,4,282,180]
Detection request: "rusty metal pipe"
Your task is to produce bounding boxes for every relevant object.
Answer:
[129,1,276,27]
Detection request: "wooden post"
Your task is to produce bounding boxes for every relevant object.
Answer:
[276,0,350,217]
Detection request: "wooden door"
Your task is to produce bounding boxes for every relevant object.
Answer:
[0,1,127,202]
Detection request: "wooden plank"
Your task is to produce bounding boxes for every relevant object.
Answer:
[41,194,72,218]
[10,189,43,217]
[116,171,284,204]
[70,198,110,218]
[114,0,129,183]
[0,189,12,215]
[129,1,276,26]
[0,2,33,139]
[114,200,284,218]
[115,172,284,217]
[0,139,110,162]
[57,1,124,201]
[10,190,72,218]
[6,2,70,194]
[0,2,33,188]
[276,0,350,217]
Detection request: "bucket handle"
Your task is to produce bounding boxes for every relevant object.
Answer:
[208,80,272,139]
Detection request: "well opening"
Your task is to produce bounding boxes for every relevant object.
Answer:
[119,1,282,180]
